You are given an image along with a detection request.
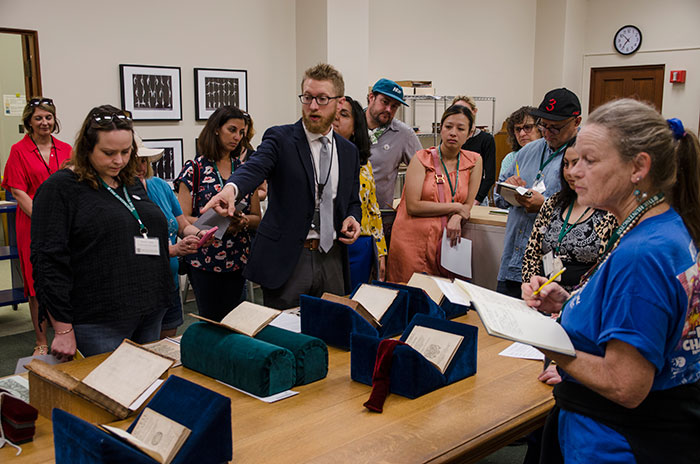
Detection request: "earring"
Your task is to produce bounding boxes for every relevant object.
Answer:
[633,178,647,203]
[215,132,219,136]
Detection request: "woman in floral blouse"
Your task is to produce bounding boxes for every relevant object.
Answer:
[174,106,261,321]
[333,96,387,288]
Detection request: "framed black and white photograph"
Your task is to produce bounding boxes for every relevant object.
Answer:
[120,64,182,121]
[194,68,248,120]
[142,138,184,183]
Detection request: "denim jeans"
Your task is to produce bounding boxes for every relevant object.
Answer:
[73,307,166,356]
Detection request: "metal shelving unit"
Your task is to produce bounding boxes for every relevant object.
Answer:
[398,95,496,146]
[0,198,28,309]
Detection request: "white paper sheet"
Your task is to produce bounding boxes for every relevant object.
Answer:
[439,229,472,278]
[128,379,164,411]
[269,312,301,333]
[215,380,298,403]
[499,342,545,360]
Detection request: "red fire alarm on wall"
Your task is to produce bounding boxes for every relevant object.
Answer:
[670,70,686,83]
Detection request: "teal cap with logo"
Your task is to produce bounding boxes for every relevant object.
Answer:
[371,78,409,106]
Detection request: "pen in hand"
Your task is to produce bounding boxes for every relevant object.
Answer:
[533,268,566,296]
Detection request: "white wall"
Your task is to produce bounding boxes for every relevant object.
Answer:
[582,0,700,128]
[367,0,539,133]
[0,0,298,161]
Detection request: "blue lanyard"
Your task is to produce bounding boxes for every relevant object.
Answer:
[99,179,148,237]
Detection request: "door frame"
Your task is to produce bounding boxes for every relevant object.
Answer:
[0,27,42,98]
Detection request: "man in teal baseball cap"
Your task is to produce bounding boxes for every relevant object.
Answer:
[364,78,422,246]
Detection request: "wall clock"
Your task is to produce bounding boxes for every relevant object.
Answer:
[614,25,642,55]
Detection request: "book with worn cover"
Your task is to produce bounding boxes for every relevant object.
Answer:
[404,325,464,374]
[101,407,190,464]
[495,181,532,207]
[351,284,399,324]
[455,280,576,356]
[191,301,281,337]
[25,340,173,419]
[321,293,381,328]
[406,273,449,305]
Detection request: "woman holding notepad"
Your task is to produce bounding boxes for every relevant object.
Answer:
[522,99,700,463]
[387,105,482,283]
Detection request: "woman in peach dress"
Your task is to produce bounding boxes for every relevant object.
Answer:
[387,104,482,283]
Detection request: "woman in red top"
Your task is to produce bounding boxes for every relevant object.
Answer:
[2,98,72,355]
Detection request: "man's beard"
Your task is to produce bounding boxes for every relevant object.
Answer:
[303,110,335,134]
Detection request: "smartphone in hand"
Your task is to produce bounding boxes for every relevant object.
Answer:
[197,226,219,248]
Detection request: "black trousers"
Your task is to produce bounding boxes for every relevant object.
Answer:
[187,266,246,322]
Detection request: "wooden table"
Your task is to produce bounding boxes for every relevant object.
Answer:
[464,206,508,291]
[2,312,553,463]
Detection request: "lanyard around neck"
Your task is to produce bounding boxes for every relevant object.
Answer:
[438,145,460,201]
[99,179,148,237]
[211,157,234,188]
[535,142,568,182]
[555,202,591,254]
[29,136,56,176]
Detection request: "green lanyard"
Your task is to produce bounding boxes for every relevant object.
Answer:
[99,179,148,237]
[555,202,592,255]
[211,158,234,188]
[438,146,460,201]
[535,142,568,182]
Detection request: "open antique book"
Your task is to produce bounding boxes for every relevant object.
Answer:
[101,407,190,464]
[406,272,453,305]
[404,325,464,374]
[25,340,173,419]
[454,280,576,356]
[321,284,399,328]
[191,301,281,337]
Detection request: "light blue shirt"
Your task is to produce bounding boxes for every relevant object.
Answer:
[494,138,564,282]
[146,177,182,288]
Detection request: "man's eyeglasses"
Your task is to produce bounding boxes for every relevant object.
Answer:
[298,95,341,106]
[536,118,575,135]
[514,124,535,134]
[91,111,133,127]
[28,98,54,107]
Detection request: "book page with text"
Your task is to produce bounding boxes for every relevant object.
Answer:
[405,325,464,374]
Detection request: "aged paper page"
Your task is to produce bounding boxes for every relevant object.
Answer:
[352,284,398,322]
[82,341,174,408]
[220,301,281,337]
[131,408,190,464]
[405,325,464,374]
[142,339,181,367]
[407,273,445,305]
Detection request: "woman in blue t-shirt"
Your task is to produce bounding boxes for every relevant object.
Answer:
[523,99,700,463]
[134,135,202,338]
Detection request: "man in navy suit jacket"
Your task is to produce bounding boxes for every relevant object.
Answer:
[204,63,361,309]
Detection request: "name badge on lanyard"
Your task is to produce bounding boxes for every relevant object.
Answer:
[134,236,161,256]
[100,179,161,256]
[542,251,564,279]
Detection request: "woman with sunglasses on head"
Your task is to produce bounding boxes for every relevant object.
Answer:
[31,105,173,359]
[333,95,387,287]
[387,104,482,283]
[174,106,261,322]
[2,98,72,356]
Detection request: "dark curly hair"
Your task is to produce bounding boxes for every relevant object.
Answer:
[506,106,538,152]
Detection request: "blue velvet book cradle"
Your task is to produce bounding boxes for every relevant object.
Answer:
[300,284,445,350]
[370,280,470,319]
[53,375,232,464]
[351,314,478,399]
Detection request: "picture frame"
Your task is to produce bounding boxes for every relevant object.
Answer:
[141,138,184,183]
[194,68,248,120]
[120,64,182,121]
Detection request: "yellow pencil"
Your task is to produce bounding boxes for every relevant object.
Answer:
[533,268,566,296]
[516,163,520,177]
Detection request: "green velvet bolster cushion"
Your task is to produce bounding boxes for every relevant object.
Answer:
[181,322,296,397]
[255,326,328,385]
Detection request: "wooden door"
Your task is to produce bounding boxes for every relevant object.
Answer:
[589,65,664,113]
